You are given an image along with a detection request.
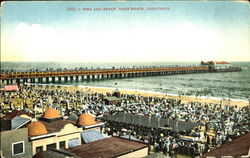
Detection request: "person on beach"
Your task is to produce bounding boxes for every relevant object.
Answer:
[1,85,249,156]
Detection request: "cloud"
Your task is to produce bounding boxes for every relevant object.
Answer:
[2,23,58,61]
[233,0,249,4]
[2,22,249,62]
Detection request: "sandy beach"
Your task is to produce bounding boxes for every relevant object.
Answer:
[34,84,249,108]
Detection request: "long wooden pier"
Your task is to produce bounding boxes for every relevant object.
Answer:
[0,66,209,84]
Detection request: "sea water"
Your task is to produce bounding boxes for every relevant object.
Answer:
[2,61,250,101]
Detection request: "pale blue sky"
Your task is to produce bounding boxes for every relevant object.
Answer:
[1,1,250,62]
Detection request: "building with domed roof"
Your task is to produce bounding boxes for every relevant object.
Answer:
[28,110,106,155]
[28,121,48,136]
[32,111,148,158]
[26,108,105,156]
[1,107,147,158]
[14,107,148,158]
[41,107,62,122]
[76,113,104,130]
[28,107,83,155]
[77,113,95,126]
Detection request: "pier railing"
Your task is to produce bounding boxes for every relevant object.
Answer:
[1,64,241,85]
[0,66,209,80]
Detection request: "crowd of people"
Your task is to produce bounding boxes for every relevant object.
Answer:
[1,84,249,156]
[1,64,201,73]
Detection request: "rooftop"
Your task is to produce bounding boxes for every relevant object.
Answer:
[202,132,250,157]
[76,113,96,126]
[40,119,75,134]
[143,153,167,158]
[66,137,148,158]
[43,107,61,119]
[1,115,31,131]
[28,121,48,136]
[205,61,230,64]
[4,84,19,91]
[102,113,199,132]
[67,113,78,121]
[0,109,34,120]
[33,149,81,158]
[113,88,120,93]
[103,96,122,101]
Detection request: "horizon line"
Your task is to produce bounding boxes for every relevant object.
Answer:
[2,60,250,63]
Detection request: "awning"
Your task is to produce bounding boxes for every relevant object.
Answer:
[68,138,81,147]
[81,130,105,143]
[11,116,30,130]
[121,135,140,141]
[4,85,19,91]
[102,113,199,132]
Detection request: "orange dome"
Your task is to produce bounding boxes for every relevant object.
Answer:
[28,121,48,136]
[77,113,96,126]
[43,107,60,119]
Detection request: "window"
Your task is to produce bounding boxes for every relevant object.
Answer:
[46,143,56,150]
[12,141,25,156]
[36,146,43,153]
[68,138,80,147]
[59,141,66,149]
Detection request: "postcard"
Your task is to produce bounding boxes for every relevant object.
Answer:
[1,1,249,158]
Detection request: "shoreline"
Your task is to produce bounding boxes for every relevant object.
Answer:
[29,83,249,107]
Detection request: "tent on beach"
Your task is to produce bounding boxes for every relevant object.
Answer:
[4,84,19,92]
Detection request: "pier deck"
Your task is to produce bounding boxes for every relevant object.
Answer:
[0,65,240,84]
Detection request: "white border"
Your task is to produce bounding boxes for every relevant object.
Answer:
[12,141,25,156]
[30,132,57,140]
[83,122,105,129]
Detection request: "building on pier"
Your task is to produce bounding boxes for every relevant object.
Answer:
[201,61,231,70]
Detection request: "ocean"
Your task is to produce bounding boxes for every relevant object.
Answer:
[2,61,250,101]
